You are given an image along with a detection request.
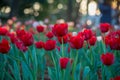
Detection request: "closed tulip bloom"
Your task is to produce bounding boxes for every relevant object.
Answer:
[83,29,93,40]
[69,35,84,49]
[0,27,8,36]
[43,40,56,51]
[35,41,44,49]
[88,36,97,46]
[52,23,68,37]
[20,32,34,46]
[60,57,72,69]
[16,29,27,39]
[36,25,44,33]
[46,32,54,39]
[100,23,110,33]
[0,39,10,54]
[101,53,114,66]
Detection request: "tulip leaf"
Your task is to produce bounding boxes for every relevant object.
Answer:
[21,61,33,80]
[5,71,14,80]
[8,61,21,80]
[0,71,5,80]
[32,46,38,80]
[48,67,57,80]
[74,63,81,80]
[64,62,71,80]
[83,66,90,80]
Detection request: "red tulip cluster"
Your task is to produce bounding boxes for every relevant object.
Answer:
[0,21,120,80]
[105,30,120,50]
[35,23,68,51]
[6,29,34,52]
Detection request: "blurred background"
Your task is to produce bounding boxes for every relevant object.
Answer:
[0,0,120,29]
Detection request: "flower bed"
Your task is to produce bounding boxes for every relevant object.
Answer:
[0,22,120,80]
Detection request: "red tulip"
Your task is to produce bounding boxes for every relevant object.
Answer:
[100,23,110,33]
[60,57,72,69]
[20,32,34,46]
[57,35,68,44]
[105,31,120,50]
[111,76,120,80]
[109,38,120,50]
[83,29,93,40]
[16,29,27,39]
[7,32,18,44]
[88,36,97,46]
[52,23,68,37]
[35,41,44,49]
[15,41,28,52]
[0,27,8,36]
[36,25,44,33]
[100,53,114,66]
[43,40,56,51]
[78,32,85,39]
[0,39,10,54]
[69,35,84,49]
[46,32,54,39]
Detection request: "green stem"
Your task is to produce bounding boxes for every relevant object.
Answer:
[89,46,93,66]
[102,65,106,80]
[72,50,79,79]
[61,37,64,57]
[50,52,59,80]
[62,69,65,80]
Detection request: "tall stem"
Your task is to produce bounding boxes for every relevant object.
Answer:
[72,50,79,79]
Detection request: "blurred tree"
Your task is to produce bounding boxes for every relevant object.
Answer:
[67,0,73,21]
[0,0,118,24]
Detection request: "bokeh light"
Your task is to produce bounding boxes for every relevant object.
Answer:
[57,3,63,9]
[47,0,54,4]
[88,1,97,16]
[33,2,41,11]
